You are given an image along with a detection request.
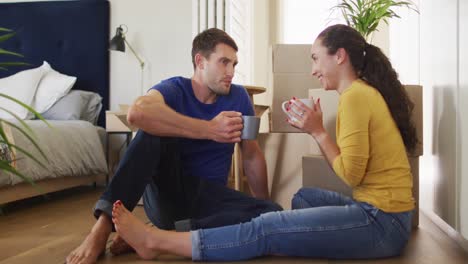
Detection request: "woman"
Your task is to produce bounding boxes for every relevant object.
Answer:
[111,24,418,261]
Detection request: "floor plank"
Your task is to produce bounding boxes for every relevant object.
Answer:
[0,187,467,264]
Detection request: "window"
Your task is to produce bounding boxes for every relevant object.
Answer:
[279,0,343,44]
[192,0,252,84]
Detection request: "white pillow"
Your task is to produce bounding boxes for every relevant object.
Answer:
[31,61,77,114]
[0,65,46,120]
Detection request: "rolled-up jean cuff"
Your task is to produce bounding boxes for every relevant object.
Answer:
[191,230,202,261]
[93,199,113,219]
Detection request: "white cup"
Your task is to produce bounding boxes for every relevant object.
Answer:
[281,98,314,122]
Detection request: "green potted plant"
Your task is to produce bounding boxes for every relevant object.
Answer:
[0,27,48,186]
[331,0,419,42]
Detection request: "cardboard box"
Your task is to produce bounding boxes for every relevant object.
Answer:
[302,155,420,228]
[270,44,322,133]
[105,111,132,132]
[408,156,420,228]
[273,44,313,74]
[405,85,423,156]
[258,133,314,209]
[302,155,352,197]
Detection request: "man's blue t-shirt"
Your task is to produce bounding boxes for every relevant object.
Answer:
[151,76,254,185]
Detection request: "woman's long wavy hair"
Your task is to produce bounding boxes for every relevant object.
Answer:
[317,24,418,154]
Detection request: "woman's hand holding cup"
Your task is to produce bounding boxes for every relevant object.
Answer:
[283,97,325,137]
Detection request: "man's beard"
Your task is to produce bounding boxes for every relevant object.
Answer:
[208,84,230,95]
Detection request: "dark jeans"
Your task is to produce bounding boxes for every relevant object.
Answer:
[94,130,282,231]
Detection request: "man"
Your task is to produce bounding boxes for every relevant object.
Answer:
[66,28,282,264]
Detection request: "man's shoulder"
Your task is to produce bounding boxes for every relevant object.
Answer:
[229,83,249,97]
[153,76,189,89]
[150,76,191,97]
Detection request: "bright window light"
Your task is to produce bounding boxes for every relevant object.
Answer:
[280,0,344,44]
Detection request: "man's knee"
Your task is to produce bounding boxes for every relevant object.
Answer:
[132,130,162,148]
[260,200,283,213]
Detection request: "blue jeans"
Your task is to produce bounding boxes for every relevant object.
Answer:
[191,187,413,261]
[94,130,282,230]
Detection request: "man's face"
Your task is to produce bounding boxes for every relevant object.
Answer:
[199,43,238,95]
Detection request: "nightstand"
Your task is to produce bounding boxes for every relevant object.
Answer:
[105,111,134,184]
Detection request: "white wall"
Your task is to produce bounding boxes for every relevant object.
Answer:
[458,0,468,239]
[109,0,193,110]
[390,0,468,246]
[422,0,458,229]
[389,3,420,84]
[250,0,275,110]
[251,0,272,91]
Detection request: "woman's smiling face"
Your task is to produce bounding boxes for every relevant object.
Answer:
[310,38,340,91]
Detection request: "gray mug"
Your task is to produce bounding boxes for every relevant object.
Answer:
[241,115,260,140]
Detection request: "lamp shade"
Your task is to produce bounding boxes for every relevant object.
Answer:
[109,26,125,52]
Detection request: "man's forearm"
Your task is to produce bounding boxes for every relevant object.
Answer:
[128,98,211,139]
[242,150,269,200]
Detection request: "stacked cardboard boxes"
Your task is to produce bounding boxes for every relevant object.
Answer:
[255,44,321,208]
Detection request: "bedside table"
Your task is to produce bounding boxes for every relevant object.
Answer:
[105,111,134,184]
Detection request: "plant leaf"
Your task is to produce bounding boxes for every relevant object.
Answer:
[0,62,30,67]
[0,93,51,128]
[0,32,16,43]
[0,121,49,162]
[0,105,36,137]
[0,48,24,57]
[0,139,47,169]
[0,160,43,194]
[331,0,419,39]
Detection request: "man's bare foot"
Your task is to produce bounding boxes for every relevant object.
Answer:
[109,234,135,255]
[66,231,108,264]
[112,200,162,260]
[66,214,112,264]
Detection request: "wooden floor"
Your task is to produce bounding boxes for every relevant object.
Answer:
[0,187,467,264]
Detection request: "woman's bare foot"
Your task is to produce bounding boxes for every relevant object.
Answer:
[109,234,135,255]
[66,224,109,264]
[112,200,162,260]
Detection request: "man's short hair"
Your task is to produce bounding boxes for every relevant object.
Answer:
[191,28,238,69]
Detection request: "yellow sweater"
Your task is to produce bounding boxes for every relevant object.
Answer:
[332,79,415,212]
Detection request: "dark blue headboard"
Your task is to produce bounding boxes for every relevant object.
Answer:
[0,0,110,127]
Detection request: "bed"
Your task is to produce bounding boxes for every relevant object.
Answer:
[0,0,110,204]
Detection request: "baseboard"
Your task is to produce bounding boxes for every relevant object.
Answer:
[421,209,468,253]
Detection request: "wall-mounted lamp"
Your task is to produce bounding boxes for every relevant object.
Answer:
[109,25,146,96]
